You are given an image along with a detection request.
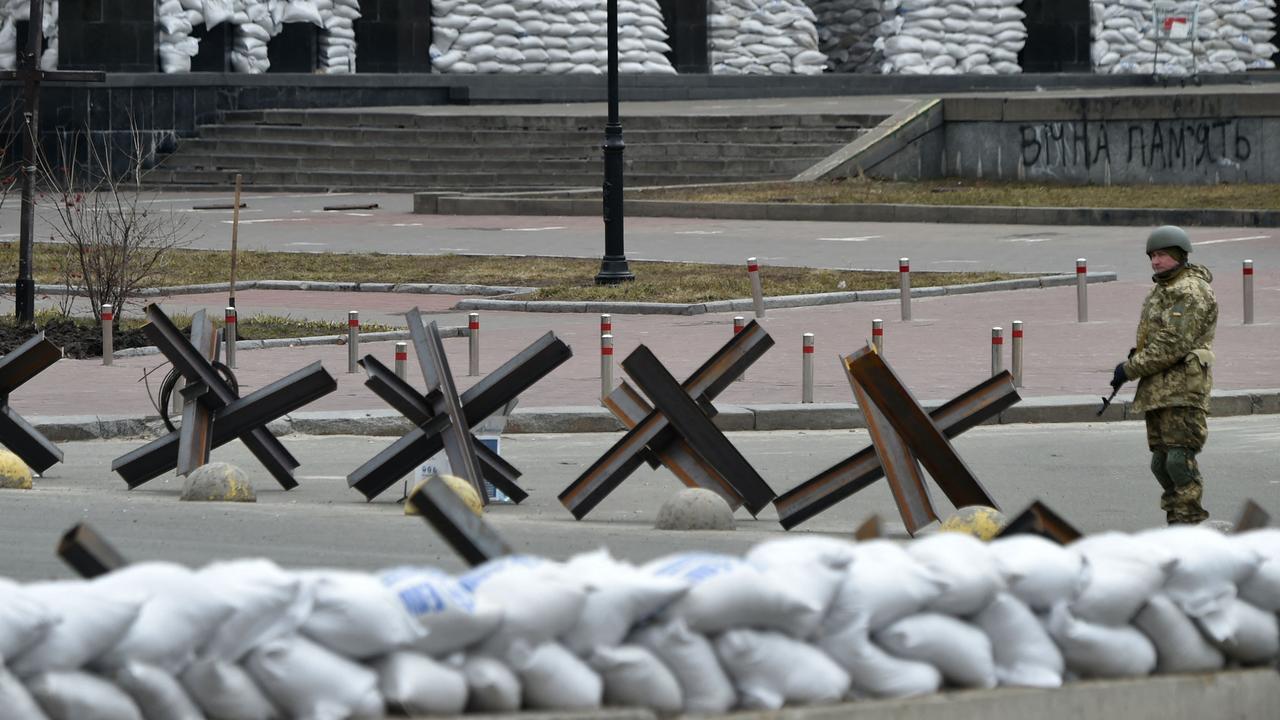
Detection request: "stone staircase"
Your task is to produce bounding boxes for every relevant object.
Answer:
[142,109,882,192]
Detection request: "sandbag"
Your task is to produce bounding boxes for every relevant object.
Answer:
[1069,533,1173,625]
[818,620,942,699]
[907,533,1005,616]
[1134,594,1225,673]
[1207,598,1280,665]
[588,644,683,714]
[459,654,521,713]
[715,629,850,709]
[113,661,205,720]
[1046,604,1157,679]
[507,640,603,711]
[990,535,1088,611]
[628,618,736,714]
[821,540,946,634]
[745,537,854,638]
[380,566,502,656]
[973,593,1064,688]
[0,579,58,662]
[561,549,687,654]
[26,671,143,720]
[301,570,424,659]
[875,613,997,689]
[646,553,816,636]
[461,556,586,654]
[1236,529,1280,611]
[197,559,313,663]
[180,658,278,720]
[377,651,467,716]
[9,581,144,677]
[0,663,49,720]
[1138,526,1261,617]
[245,635,383,719]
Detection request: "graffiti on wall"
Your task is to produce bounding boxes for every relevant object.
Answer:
[1018,119,1252,170]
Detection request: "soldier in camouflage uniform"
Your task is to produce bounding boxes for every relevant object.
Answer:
[1111,226,1217,524]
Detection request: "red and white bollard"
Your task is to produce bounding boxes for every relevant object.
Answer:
[600,313,612,337]
[747,257,765,319]
[468,312,480,376]
[1076,258,1088,323]
[601,333,614,401]
[394,341,407,379]
[899,258,912,321]
[802,333,815,404]
[1243,259,1254,325]
[347,310,359,373]
[991,326,1004,377]
[101,304,113,366]
[1011,320,1023,387]
[872,318,884,355]
[734,316,746,381]
[224,306,237,370]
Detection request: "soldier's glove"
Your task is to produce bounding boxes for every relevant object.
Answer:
[1111,363,1129,390]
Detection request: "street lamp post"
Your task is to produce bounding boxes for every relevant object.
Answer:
[14,0,44,325]
[595,0,634,285]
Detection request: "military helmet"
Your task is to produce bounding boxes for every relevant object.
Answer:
[1146,226,1192,256]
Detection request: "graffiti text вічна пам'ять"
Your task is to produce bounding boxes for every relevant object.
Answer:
[1019,119,1252,170]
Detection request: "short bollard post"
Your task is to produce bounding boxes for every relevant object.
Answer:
[1011,320,1024,388]
[601,333,614,401]
[747,257,766,319]
[394,341,408,379]
[991,326,1004,376]
[347,310,359,374]
[600,313,612,337]
[733,316,747,381]
[1243,259,1254,325]
[899,258,912,321]
[224,307,237,370]
[1076,258,1088,322]
[100,304,113,366]
[468,312,480,376]
[802,333,815,404]
[872,318,884,355]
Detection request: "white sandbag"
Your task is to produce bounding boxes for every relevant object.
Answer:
[1046,604,1157,679]
[746,537,853,638]
[876,613,997,689]
[204,0,234,28]
[1208,598,1280,665]
[180,659,277,720]
[1139,526,1261,615]
[908,533,1005,616]
[113,662,204,720]
[823,540,946,634]
[0,663,49,720]
[301,570,424,659]
[459,654,521,713]
[26,671,142,720]
[989,535,1088,611]
[1069,532,1173,625]
[646,553,815,636]
[93,562,235,671]
[0,579,58,662]
[628,618,736,714]
[588,644,683,714]
[715,629,849,709]
[1134,594,1225,674]
[376,566,501,655]
[281,0,323,26]
[561,550,687,655]
[507,640,603,711]
[818,620,941,699]
[461,556,586,654]
[197,559,311,663]
[377,651,467,716]
[9,582,143,677]
[973,593,1064,688]
[245,635,383,719]
[1236,529,1280,611]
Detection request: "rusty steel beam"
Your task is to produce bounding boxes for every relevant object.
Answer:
[774,372,1018,530]
[996,501,1083,544]
[409,476,513,567]
[843,345,998,510]
[0,332,64,472]
[0,333,61,396]
[57,523,128,579]
[409,311,487,504]
[1233,499,1271,533]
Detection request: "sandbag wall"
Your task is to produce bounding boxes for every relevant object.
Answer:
[155,0,361,74]
[428,0,677,74]
[1091,0,1278,75]
[708,0,829,75]
[804,0,887,72]
[0,0,57,71]
[2,526,1279,719]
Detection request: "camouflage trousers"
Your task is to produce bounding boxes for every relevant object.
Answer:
[1145,406,1209,525]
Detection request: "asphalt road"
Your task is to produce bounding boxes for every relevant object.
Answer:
[2,192,1275,279]
[3,415,1277,582]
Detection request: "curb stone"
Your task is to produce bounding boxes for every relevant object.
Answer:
[29,389,1280,442]
[35,281,533,298]
[113,326,468,358]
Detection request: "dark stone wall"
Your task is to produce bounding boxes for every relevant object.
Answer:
[1019,0,1092,73]
[59,0,156,72]
[656,0,709,74]
[355,0,433,73]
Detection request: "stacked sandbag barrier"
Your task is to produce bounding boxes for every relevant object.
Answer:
[153,0,356,74]
[708,0,829,75]
[0,0,57,71]
[428,0,677,75]
[1,527,1278,718]
[803,0,887,72]
[1091,0,1278,75]
[877,0,1027,75]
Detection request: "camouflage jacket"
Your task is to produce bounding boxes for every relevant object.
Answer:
[1124,263,1218,413]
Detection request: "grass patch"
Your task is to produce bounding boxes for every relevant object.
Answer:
[629,177,1280,210]
[1,244,1019,305]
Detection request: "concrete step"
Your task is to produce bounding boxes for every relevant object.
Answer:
[195,124,864,146]
[173,138,849,160]
[218,109,883,131]
[140,168,752,190]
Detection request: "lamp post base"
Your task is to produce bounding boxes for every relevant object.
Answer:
[595,258,635,285]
